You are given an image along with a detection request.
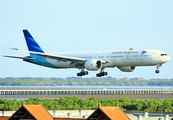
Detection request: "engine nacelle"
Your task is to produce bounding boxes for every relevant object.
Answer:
[84,59,102,71]
[118,66,136,72]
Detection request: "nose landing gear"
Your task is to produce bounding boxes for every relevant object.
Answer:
[155,69,159,73]
[155,64,162,74]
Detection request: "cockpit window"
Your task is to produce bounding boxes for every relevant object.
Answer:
[161,54,167,56]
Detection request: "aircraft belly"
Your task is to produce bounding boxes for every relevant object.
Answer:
[112,57,157,66]
[135,58,160,66]
[56,62,74,68]
[46,59,74,68]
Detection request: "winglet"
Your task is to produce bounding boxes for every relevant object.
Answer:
[23,30,44,53]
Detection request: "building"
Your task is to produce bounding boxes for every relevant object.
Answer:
[0,102,131,120]
[9,103,53,120]
[87,104,131,120]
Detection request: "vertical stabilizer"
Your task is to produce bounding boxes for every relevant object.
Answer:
[23,30,44,55]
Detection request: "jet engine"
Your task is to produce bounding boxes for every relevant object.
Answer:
[84,59,102,71]
[118,66,136,72]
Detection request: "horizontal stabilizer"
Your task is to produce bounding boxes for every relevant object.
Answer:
[3,56,36,60]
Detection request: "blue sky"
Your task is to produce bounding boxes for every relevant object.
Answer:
[0,0,173,78]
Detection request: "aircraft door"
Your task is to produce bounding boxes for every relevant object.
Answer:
[125,54,131,65]
[126,55,130,60]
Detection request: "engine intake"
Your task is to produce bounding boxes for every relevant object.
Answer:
[84,59,102,71]
[118,66,136,72]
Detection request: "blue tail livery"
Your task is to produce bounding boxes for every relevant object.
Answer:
[23,30,44,55]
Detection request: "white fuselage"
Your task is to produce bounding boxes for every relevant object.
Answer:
[45,49,170,69]
[5,29,171,77]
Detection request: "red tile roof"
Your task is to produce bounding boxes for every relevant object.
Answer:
[99,106,131,120]
[87,105,131,120]
[23,104,53,120]
[8,103,84,120]
[5,102,130,120]
[0,116,10,120]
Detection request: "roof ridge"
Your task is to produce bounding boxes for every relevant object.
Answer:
[40,104,54,118]
[9,105,24,119]
[99,106,131,120]
[117,107,131,120]
[23,104,53,120]
[23,104,38,119]
[98,106,114,120]
[25,104,53,120]
[86,108,99,119]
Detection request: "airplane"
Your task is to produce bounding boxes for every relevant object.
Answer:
[4,29,170,77]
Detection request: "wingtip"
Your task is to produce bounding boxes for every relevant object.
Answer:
[10,48,18,50]
[23,29,28,31]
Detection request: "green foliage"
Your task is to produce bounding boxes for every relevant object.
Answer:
[0,77,173,86]
[0,97,172,112]
[0,77,172,111]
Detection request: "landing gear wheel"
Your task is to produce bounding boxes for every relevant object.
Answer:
[104,72,108,75]
[77,73,82,76]
[101,72,105,76]
[85,71,88,75]
[155,70,160,73]
[96,71,108,77]
[96,73,101,77]
[82,71,86,75]
[77,71,89,77]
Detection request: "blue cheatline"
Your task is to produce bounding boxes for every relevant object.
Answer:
[23,57,62,69]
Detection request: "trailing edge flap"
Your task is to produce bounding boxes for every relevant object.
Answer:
[11,48,108,64]
[4,55,36,60]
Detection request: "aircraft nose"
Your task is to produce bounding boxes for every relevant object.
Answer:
[167,56,171,61]
[165,56,171,62]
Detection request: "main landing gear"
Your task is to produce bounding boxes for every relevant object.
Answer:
[77,68,108,77]
[155,64,162,73]
[96,72,108,77]
[77,70,88,77]
[96,68,108,77]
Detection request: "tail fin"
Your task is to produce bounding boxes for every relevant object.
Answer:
[23,30,44,55]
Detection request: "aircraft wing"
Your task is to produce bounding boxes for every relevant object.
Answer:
[10,48,108,64]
